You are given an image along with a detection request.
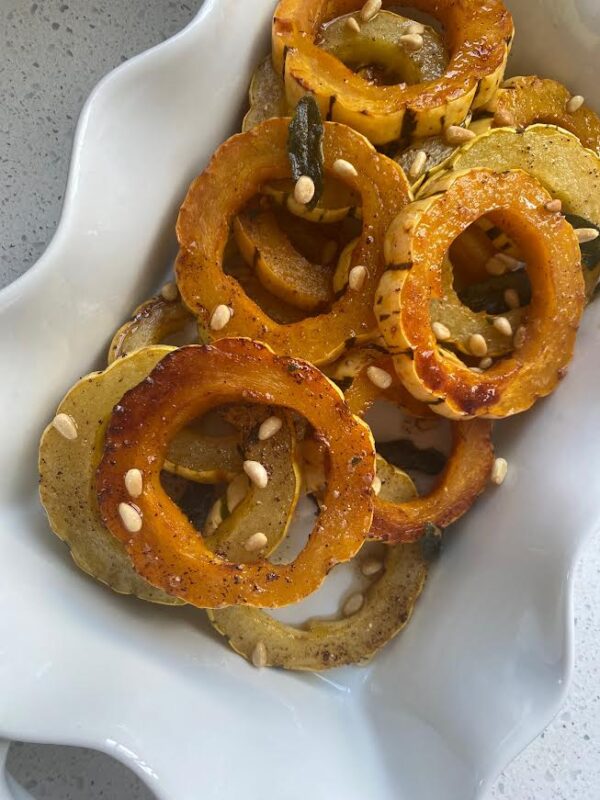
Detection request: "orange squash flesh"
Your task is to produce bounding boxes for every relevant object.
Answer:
[233,210,333,311]
[489,76,600,155]
[342,356,493,542]
[343,354,435,420]
[96,340,376,608]
[377,169,585,419]
[372,418,494,542]
[176,118,410,365]
[272,0,513,145]
[176,119,410,365]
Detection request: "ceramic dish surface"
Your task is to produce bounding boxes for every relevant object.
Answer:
[1,1,599,799]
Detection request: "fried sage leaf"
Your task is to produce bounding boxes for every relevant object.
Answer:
[377,439,446,476]
[458,272,531,315]
[564,214,600,271]
[287,95,324,209]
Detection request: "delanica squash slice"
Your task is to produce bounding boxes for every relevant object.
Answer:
[175,116,410,365]
[420,124,600,297]
[326,348,494,542]
[482,76,600,155]
[209,397,429,670]
[39,347,182,603]
[376,168,585,419]
[96,340,376,608]
[272,0,513,145]
[208,350,491,670]
[39,346,302,600]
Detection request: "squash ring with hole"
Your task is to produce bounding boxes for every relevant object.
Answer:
[485,76,600,155]
[341,356,494,541]
[176,118,410,365]
[272,0,513,145]
[208,540,428,670]
[96,339,375,608]
[422,124,600,297]
[39,346,182,604]
[378,168,585,419]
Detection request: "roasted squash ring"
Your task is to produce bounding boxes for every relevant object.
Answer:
[234,210,333,311]
[378,168,585,419]
[426,124,600,298]
[209,443,425,670]
[319,10,447,87]
[326,350,493,540]
[108,295,197,363]
[337,355,494,541]
[337,237,520,357]
[272,0,513,145]
[372,420,494,542]
[176,118,410,365]
[487,76,600,155]
[96,339,376,608]
[208,540,428,670]
[39,347,181,604]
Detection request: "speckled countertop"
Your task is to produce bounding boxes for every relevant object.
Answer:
[1,2,599,798]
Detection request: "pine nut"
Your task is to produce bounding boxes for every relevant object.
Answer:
[251,640,268,668]
[361,557,383,577]
[294,175,315,205]
[243,460,269,489]
[52,412,78,441]
[468,333,488,357]
[210,304,232,331]
[118,502,142,533]
[493,316,513,337]
[367,366,393,390]
[348,265,367,291]
[360,0,382,23]
[245,532,268,552]
[491,457,508,486]
[332,158,358,179]
[566,95,584,113]
[432,321,451,341]
[445,126,476,145]
[258,416,283,441]
[124,468,143,499]
[160,282,178,302]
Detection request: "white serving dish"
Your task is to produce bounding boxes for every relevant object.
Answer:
[1,2,599,798]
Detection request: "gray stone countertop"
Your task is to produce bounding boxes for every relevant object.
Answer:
[1,2,598,798]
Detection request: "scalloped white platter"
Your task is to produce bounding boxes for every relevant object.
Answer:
[1,2,599,799]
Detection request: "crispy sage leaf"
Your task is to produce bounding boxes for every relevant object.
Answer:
[287,95,324,210]
[377,439,446,475]
[565,213,600,271]
[459,272,531,314]
[420,522,443,562]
